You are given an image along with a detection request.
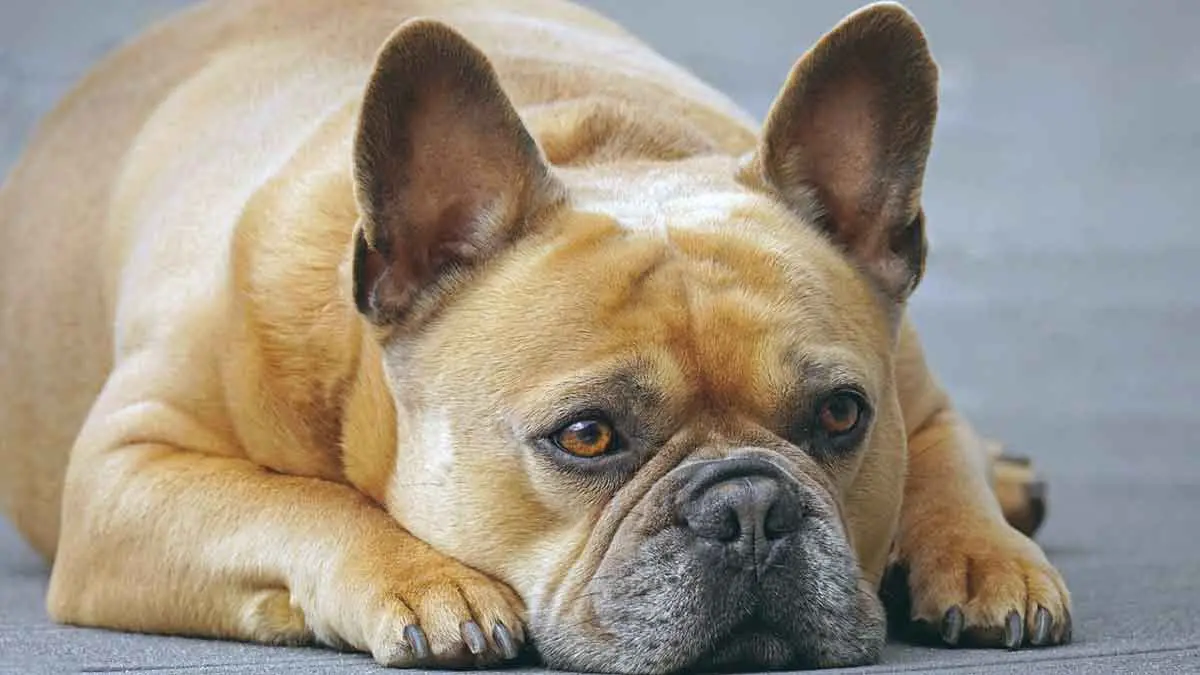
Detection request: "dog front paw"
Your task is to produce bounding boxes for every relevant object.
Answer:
[371,565,525,668]
[887,522,1072,649]
[308,553,527,668]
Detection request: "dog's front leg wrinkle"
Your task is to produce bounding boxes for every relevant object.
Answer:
[49,398,524,668]
[891,317,1072,649]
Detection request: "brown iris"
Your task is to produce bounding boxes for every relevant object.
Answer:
[818,392,862,436]
[553,420,616,457]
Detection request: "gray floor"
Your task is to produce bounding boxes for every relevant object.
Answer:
[2,1,1199,673]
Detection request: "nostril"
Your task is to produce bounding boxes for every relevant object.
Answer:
[763,499,801,539]
[712,506,741,543]
[683,481,744,542]
[676,457,810,547]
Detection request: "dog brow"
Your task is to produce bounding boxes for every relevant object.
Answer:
[779,357,869,411]
[513,361,670,440]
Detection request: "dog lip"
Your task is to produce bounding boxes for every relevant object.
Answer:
[685,619,799,673]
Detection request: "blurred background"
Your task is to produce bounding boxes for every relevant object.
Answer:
[1,0,1198,671]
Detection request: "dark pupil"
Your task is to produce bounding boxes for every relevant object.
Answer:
[828,397,853,422]
[569,421,603,444]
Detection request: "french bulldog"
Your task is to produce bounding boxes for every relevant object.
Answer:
[0,0,1070,671]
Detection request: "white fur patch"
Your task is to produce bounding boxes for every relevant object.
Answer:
[578,171,762,235]
[400,408,456,484]
[387,406,457,533]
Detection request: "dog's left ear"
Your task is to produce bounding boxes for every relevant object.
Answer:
[742,2,937,300]
[352,19,564,325]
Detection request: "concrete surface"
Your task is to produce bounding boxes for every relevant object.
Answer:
[2,0,1198,673]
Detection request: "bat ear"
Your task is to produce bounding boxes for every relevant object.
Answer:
[352,19,564,324]
[742,3,937,299]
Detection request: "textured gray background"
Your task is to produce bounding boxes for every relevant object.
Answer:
[2,0,1198,673]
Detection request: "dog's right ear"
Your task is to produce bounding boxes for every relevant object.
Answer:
[352,19,564,325]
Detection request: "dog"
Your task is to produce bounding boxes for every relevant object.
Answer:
[0,0,1070,670]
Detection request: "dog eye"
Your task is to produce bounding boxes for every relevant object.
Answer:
[817,392,863,436]
[552,419,617,457]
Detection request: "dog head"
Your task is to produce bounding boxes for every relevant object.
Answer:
[348,2,936,671]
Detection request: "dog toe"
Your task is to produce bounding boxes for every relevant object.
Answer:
[351,562,526,668]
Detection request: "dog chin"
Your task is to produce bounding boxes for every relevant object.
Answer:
[534,613,883,675]
[691,627,800,672]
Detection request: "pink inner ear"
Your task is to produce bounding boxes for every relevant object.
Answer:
[351,19,567,323]
[750,5,936,301]
[381,83,523,250]
[800,74,883,247]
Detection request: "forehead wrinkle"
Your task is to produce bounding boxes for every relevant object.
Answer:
[597,247,783,422]
[523,171,888,423]
[686,285,783,417]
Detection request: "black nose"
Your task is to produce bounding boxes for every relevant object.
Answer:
[676,457,804,575]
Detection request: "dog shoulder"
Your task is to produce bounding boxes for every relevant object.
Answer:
[222,110,381,482]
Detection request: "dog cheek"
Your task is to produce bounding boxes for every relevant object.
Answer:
[536,532,717,675]
[838,409,907,582]
[764,516,886,667]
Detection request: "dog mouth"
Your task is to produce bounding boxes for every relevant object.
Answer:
[529,617,808,674]
[686,619,799,673]
[530,456,883,674]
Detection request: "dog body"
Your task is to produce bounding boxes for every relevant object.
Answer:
[0,0,1069,670]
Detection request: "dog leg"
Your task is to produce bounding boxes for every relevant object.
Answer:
[47,397,525,667]
[985,439,1048,537]
[889,318,1071,648]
